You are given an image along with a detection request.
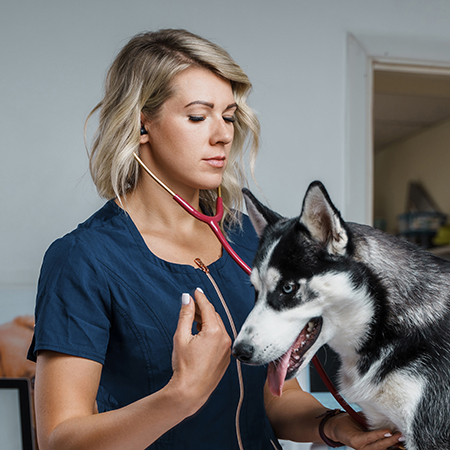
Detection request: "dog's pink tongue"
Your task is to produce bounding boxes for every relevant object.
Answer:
[267,350,292,397]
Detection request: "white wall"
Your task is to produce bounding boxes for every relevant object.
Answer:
[3,0,450,291]
[2,2,450,448]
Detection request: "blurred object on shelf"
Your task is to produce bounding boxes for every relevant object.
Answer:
[406,181,440,212]
[397,182,446,249]
[433,224,450,246]
[398,211,446,234]
[373,217,386,232]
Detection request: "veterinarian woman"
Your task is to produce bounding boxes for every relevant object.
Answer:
[28,29,404,450]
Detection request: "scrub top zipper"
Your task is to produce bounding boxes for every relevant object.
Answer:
[194,258,245,450]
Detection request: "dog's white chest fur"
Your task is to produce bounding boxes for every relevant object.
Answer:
[340,356,425,436]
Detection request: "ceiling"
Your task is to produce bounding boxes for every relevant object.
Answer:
[373,68,450,151]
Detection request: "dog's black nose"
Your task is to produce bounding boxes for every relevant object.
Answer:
[232,341,254,363]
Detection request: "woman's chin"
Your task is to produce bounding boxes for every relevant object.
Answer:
[194,174,224,191]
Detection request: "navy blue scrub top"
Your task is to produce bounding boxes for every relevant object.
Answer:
[29,200,281,449]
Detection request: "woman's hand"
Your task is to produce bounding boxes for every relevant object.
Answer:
[264,379,405,449]
[34,290,231,450]
[325,412,405,450]
[170,288,232,414]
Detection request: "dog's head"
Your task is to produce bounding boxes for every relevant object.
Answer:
[233,181,372,396]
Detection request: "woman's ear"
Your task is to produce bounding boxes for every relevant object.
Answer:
[140,111,149,144]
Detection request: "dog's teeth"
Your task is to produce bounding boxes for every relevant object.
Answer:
[307,321,314,332]
[293,355,301,361]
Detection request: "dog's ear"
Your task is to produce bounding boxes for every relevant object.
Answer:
[299,181,348,255]
[242,188,284,237]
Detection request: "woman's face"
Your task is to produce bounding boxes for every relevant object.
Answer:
[141,66,236,195]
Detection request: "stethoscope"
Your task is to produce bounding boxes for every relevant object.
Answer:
[133,152,367,430]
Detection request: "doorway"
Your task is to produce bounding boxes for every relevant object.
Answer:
[372,63,450,256]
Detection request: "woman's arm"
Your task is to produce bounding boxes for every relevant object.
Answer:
[264,378,404,450]
[35,289,231,450]
[35,351,196,450]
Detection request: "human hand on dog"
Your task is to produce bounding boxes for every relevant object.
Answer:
[170,288,232,414]
[326,412,405,450]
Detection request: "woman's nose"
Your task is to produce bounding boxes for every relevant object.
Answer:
[210,117,234,145]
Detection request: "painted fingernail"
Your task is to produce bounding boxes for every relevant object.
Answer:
[181,293,191,305]
[196,287,204,293]
[398,436,406,442]
[384,433,392,438]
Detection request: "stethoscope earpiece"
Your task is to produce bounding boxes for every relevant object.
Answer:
[140,126,148,135]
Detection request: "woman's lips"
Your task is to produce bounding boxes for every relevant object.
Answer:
[204,156,226,168]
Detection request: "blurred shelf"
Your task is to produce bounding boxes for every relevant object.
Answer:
[429,245,450,259]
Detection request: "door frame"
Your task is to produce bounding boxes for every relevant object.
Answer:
[344,33,450,225]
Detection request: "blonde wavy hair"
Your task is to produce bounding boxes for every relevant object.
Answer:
[86,29,260,226]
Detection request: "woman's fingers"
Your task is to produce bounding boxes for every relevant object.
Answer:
[194,289,220,324]
[360,430,404,450]
[193,288,231,351]
[174,293,195,340]
[193,291,203,330]
[171,289,231,409]
[331,413,405,450]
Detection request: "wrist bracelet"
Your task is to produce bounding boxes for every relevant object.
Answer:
[317,409,346,448]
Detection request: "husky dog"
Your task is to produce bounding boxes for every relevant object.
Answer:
[233,181,450,450]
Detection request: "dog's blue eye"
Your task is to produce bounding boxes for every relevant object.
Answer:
[282,282,296,294]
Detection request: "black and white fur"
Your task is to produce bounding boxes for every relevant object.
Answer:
[233,181,450,450]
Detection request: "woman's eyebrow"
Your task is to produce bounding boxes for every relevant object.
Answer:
[225,102,238,111]
[185,100,238,110]
[185,100,214,108]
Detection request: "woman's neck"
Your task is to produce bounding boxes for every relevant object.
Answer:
[118,179,223,267]
[123,177,200,230]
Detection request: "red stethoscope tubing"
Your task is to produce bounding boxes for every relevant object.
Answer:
[173,195,252,275]
[134,153,367,430]
[175,193,367,430]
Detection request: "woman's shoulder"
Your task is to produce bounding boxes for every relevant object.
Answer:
[227,213,259,252]
[42,200,126,267]
[73,199,125,236]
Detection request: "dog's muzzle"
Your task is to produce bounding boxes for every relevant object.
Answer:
[232,341,255,364]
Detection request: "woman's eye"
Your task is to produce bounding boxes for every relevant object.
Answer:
[282,282,297,294]
[189,116,205,122]
[224,116,236,123]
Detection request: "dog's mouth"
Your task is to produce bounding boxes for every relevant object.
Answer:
[267,317,323,397]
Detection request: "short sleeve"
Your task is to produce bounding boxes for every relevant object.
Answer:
[29,234,112,364]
